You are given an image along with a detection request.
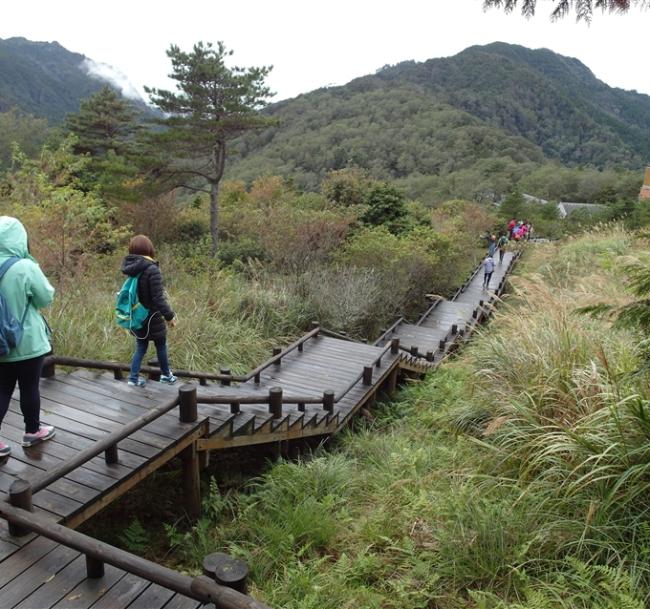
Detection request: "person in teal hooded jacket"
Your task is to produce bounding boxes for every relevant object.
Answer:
[0,217,56,459]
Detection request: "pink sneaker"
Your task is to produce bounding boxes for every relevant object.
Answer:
[0,441,10,458]
[22,425,55,447]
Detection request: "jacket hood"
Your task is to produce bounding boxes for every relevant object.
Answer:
[121,254,156,277]
[0,216,29,258]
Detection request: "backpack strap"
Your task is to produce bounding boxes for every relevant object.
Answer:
[0,257,31,325]
[0,257,20,282]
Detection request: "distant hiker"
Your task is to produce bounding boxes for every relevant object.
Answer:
[0,217,56,459]
[482,253,495,289]
[121,235,177,387]
[496,232,508,264]
[507,218,517,238]
[487,234,497,257]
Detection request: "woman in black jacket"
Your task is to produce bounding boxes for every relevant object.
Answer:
[121,235,177,387]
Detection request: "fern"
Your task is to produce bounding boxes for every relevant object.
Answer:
[118,518,150,554]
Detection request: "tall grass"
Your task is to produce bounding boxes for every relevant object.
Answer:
[161,227,650,607]
[47,248,311,372]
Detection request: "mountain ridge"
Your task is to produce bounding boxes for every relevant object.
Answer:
[0,36,148,123]
[225,42,650,196]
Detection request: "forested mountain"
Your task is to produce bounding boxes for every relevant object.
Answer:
[0,37,145,123]
[228,43,650,195]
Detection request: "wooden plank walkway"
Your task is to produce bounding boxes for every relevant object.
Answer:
[376,251,518,366]
[0,250,520,609]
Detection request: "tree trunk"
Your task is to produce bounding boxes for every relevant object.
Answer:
[210,180,219,258]
[209,143,226,258]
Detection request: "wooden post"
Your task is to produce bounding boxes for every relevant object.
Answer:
[375,357,381,368]
[181,443,201,521]
[451,324,458,335]
[254,373,261,384]
[203,552,249,594]
[179,385,198,424]
[310,321,320,335]
[387,369,398,396]
[199,377,208,386]
[426,351,434,362]
[323,390,335,414]
[113,368,124,380]
[199,449,210,470]
[439,338,446,350]
[269,387,283,419]
[104,444,119,465]
[363,366,373,386]
[298,402,305,412]
[220,368,231,386]
[41,358,55,378]
[410,346,419,357]
[9,479,33,537]
[391,338,400,354]
[298,342,304,353]
[86,555,105,578]
[230,401,240,414]
[472,308,478,318]
[272,347,282,365]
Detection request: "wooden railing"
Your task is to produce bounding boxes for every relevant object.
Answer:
[0,497,271,609]
[45,324,324,386]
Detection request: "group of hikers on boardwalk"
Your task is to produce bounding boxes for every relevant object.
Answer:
[482,218,532,289]
[0,217,176,460]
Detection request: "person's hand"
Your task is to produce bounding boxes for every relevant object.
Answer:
[168,316,178,328]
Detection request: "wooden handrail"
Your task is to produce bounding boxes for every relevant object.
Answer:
[196,394,324,406]
[46,355,229,383]
[29,395,181,493]
[240,325,321,383]
[0,500,271,609]
[373,317,404,346]
[47,325,323,386]
[415,296,442,327]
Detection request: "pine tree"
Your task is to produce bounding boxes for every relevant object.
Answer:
[483,0,645,20]
[66,86,138,157]
[145,42,273,256]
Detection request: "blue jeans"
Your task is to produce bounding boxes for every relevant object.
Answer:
[129,338,171,381]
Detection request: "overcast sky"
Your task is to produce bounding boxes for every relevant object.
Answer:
[2,0,649,103]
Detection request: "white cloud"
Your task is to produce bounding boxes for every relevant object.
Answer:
[81,58,144,101]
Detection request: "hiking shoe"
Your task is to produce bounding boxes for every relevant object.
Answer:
[128,377,146,387]
[22,425,55,448]
[0,442,11,458]
[159,374,177,384]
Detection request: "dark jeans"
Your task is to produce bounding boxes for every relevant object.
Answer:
[499,249,505,263]
[483,271,493,287]
[129,337,171,381]
[0,355,45,434]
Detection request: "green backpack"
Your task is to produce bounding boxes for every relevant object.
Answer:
[115,274,149,331]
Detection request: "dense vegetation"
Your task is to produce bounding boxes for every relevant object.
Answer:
[1,38,648,205]
[3,33,650,609]
[228,43,649,201]
[154,228,650,608]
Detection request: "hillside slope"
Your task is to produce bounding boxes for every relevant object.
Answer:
[0,37,146,123]
[228,43,650,190]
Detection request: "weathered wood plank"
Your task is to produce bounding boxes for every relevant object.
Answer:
[0,544,78,608]
[49,563,125,609]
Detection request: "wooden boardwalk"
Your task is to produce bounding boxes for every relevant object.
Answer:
[0,250,520,609]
